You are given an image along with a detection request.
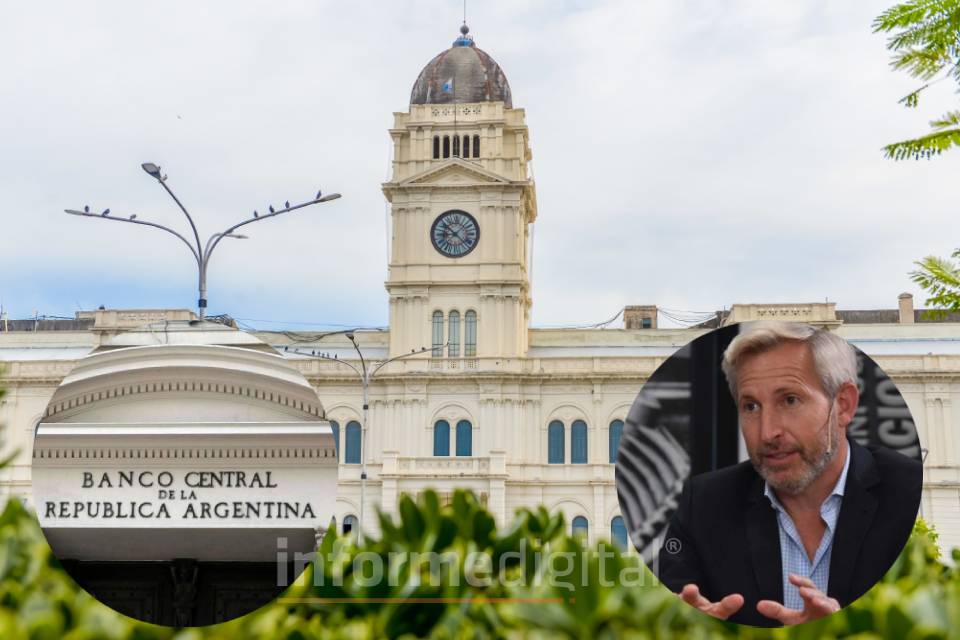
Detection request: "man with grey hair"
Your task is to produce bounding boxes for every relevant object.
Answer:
[657,321,921,628]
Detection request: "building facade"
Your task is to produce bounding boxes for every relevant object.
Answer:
[28,322,336,624]
[3,27,960,553]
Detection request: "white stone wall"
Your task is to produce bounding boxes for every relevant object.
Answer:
[312,371,639,545]
[3,328,960,551]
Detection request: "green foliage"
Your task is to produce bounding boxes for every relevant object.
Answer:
[0,499,175,640]
[0,487,957,639]
[910,248,960,316]
[876,3,960,315]
[873,0,960,159]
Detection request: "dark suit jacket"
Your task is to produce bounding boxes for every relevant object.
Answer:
[657,438,921,627]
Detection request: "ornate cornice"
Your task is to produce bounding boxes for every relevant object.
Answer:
[33,444,336,463]
[44,378,323,420]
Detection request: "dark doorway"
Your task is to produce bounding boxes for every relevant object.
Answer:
[60,559,299,626]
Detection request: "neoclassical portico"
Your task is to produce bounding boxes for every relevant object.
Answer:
[31,321,336,625]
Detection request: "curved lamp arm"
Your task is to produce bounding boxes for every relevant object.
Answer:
[157,180,202,259]
[204,194,341,264]
[65,209,200,266]
[141,164,202,257]
[370,346,432,377]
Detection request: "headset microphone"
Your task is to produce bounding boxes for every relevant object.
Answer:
[821,399,836,458]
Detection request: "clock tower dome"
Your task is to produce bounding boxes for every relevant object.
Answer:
[382,25,537,361]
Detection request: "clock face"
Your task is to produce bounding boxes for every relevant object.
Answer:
[430,210,480,258]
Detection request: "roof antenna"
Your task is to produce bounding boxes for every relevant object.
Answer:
[453,2,473,48]
[459,0,471,41]
[455,4,473,47]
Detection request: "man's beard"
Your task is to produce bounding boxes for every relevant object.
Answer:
[749,415,840,495]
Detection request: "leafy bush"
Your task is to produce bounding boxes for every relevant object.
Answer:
[0,486,954,639]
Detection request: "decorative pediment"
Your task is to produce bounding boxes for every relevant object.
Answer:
[399,158,512,187]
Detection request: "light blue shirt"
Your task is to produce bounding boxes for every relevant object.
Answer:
[763,447,850,610]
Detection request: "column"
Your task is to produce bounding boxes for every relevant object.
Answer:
[489,451,507,525]
[925,396,944,466]
[593,484,605,547]
[942,398,955,465]
[380,450,399,518]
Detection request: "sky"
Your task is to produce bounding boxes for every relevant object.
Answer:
[1,0,956,330]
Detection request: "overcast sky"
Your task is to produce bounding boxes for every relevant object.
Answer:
[1,1,956,330]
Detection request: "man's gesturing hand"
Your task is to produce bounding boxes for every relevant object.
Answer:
[756,574,840,625]
[680,584,745,620]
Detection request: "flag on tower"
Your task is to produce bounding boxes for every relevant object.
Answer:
[442,78,454,94]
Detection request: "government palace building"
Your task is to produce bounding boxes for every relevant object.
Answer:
[3,26,960,557]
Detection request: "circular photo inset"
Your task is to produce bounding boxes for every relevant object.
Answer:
[614,321,922,628]
[30,321,338,626]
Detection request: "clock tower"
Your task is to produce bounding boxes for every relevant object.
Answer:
[382,25,537,360]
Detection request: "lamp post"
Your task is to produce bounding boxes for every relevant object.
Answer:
[66,162,342,320]
[290,337,430,544]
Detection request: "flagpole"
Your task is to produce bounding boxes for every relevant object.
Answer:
[452,72,458,156]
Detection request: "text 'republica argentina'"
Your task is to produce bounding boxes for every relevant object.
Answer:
[43,470,317,521]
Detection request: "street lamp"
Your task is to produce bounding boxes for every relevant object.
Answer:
[289,336,430,544]
[65,163,342,320]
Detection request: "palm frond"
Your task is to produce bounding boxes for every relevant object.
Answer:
[883,124,960,159]
[875,0,960,34]
[889,21,958,53]
[930,110,960,129]
[874,0,952,32]
[891,46,953,79]
[910,254,960,314]
[898,88,924,107]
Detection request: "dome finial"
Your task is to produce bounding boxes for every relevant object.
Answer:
[453,21,474,46]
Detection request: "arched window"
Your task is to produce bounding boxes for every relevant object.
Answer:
[448,311,460,357]
[343,514,358,536]
[345,421,361,464]
[453,135,460,157]
[443,135,450,158]
[571,420,588,464]
[465,310,477,357]
[611,516,627,551]
[473,135,481,158]
[432,310,444,357]
[463,135,471,158]
[456,420,472,456]
[432,136,440,159]
[548,420,564,464]
[330,420,340,459]
[433,420,450,456]
[609,420,624,463]
[572,516,589,539]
